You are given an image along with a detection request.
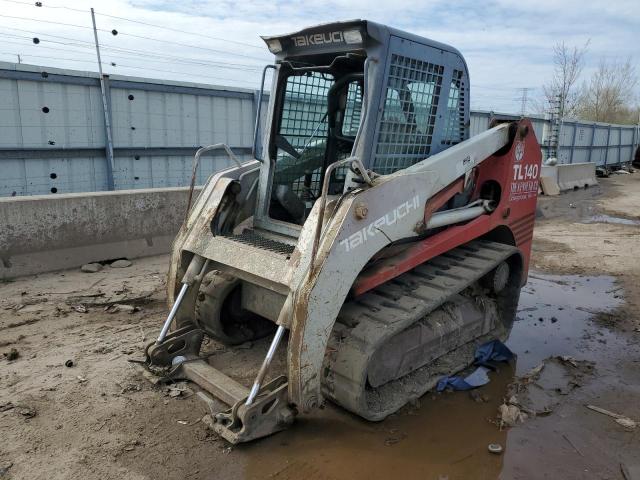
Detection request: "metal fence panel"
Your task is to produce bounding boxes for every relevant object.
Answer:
[1,62,638,197]
[0,62,260,196]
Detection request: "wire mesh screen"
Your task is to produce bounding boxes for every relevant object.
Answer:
[373,54,443,174]
[274,72,334,197]
[442,69,466,145]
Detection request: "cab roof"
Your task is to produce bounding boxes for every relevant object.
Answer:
[261,19,464,59]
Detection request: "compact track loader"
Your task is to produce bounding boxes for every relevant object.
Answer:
[147,20,541,443]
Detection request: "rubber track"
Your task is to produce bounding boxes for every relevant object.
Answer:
[322,239,520,420]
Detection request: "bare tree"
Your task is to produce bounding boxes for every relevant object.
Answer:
[541,41,589,118]
[577,58,638,124]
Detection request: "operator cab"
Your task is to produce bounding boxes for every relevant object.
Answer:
[254,21,470,233]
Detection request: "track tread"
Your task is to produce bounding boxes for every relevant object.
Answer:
[322,239,520,420]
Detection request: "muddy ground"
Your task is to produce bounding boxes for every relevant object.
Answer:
[1,173,639,480]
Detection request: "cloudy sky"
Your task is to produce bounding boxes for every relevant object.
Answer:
[0,0,637,113]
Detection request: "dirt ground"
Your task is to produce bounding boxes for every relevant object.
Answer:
[1,173,639,480]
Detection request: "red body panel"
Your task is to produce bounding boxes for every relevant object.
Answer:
[353,120,541,297]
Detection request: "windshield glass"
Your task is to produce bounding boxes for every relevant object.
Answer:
[273,71,334,200]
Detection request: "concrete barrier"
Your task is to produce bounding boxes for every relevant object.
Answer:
[540,165,558,183]
[539,165,561,195]
[0,187,198,279]
[556,163,598,191]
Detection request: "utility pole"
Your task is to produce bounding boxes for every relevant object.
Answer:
[635,109,639,161]
[17,54,21,64]
[90,7,116,190]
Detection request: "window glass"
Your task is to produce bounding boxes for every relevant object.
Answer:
[274,72,334,198]
[342,82,363,137]
[374,54,443,174]
[442,70,466,145]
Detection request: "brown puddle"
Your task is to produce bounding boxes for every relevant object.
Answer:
[242,367,512,480]
[239,272,626,480]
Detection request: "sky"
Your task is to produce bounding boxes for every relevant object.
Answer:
[0,0,638,113]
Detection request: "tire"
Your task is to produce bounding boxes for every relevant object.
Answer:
[195,270,275,345]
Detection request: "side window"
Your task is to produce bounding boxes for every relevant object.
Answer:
[442,70,466,145]
[381,88,403,123]
[374,54,443,174]
[406,80,437,135]
[342,82,363,137]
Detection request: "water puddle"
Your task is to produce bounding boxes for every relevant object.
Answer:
[508,272,624,373]
[242,272,626,479]
[244,366,513,480]
[583,214,640,226]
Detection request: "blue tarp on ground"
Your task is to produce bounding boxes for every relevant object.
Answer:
[436,340,514,392]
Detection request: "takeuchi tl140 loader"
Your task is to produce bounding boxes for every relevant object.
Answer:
[146,20,542,443]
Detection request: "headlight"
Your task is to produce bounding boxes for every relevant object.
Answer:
[266,39,282,54]
[343,29,362,44]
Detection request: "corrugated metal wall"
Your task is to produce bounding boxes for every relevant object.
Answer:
[469,110,638,168]
[1,62,638,197]
[0,62,259,196]
[556,121,637,167]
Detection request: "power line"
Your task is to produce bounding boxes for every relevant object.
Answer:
[97,43,263,71]
[104,62,260,85]
[0,51,95,64]
[474,84,540,93]
[99,30,268,63]
[0,29,264,71]
[0,26,97,46]
[0,38,263,72]
[0,14,269,62]
[0,21,268,64]
[0,13,96,31]
[0,0,87,13]
[94,11,265,50]
[0,0,265,50]
[0,34,265,84]
[0,51,262,86]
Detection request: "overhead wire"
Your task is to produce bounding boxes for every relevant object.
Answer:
[0,51,98,65]
[0,1,275,87]
[0,0,265,50]
[0,23,267,67]
[0,51,262,85]
[0,13,96,31]
[14,19,527,102]
[0,0,91,14]
[101,62,261,85]
[0,25,110,46]
[0,52,262,86]
[0,27,261,71]
[0,38,97,58]
[0,15,269,63]
[0,37,263,71]
[94,11,265,50]
[99,30,269,63]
